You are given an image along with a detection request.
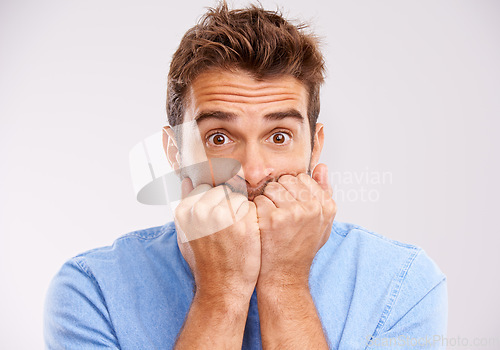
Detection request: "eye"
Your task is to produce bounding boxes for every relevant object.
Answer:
[267,132,291,145]
[207,132,232,146]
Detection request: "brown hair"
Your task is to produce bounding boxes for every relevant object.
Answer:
[167,1,326,147]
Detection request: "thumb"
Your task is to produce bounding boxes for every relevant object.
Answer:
[181,177,194,199]
[312,163,332,197]
[244,200,257,219]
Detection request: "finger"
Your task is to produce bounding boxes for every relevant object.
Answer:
[216,190,248,223]
[193,189,248,238]
[235,200,255,222]
[179,182,212,209]
[262,181,296,208]
[277,174,313,202]
[195,184,232,210]
[297,173,329,203]
[312,163,333,197]
[181,177,194,199]
[253,194,276,219]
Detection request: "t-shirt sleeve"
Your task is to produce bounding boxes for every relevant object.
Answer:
[366,250,448,349]
[44,257,120,349]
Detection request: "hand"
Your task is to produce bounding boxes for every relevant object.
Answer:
[175,177,261,304]
[253,164,337,290]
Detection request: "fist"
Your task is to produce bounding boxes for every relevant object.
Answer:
[175,178,261,301]
[254,164,337,288]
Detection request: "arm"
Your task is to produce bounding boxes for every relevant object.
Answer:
[254,165,337,349]
[44,259,119,349]
[174,292,250,349]
[174,179,261,349]
[257,284,329,349]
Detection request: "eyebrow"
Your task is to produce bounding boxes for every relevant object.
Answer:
[264,109,304,122]
[194,111,236,124]
[194,108,304,125]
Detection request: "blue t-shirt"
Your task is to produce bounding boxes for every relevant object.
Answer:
[44,220,447,349]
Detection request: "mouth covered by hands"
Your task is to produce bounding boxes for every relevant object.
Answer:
[174,162,337,298]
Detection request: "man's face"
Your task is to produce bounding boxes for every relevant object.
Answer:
[168,69,324,201]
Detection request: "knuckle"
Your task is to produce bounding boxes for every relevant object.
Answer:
[312,200,323,213]
[236,201,251,220]
[321,230,331,246]
[297,173,310,183]
[227,193,244,208]
[326,198,337,215]
[252,195,263,205]
[304,199,321,214]
[192,201,209,217]
[278,174,295,184]
[264,181,280,192]
[212,205,230,222]
[291,204,305,219]
[216,184,229,195]
[174,205,188,220]
[229,191,244,200]
[270,210,285,225]
[297,187,311,201]
[198,184,212,192]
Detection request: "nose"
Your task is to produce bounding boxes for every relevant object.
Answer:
[236,142,273,188]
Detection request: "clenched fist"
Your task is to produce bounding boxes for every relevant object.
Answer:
[253,164,337,290]
[174,178,261,303]
[174,163,336,301]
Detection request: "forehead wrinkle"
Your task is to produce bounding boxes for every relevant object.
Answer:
[191,74,306,97]
[193,82,299,94]
[198,81,294,90]
[193,86,303,99]
[186,71,309,123]
[196,96,301,105]
[200,90,297,97]
[193,86,305,105]
[192,71,303,89]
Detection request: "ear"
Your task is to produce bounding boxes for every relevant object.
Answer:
[162,126,180,171]
[310,123,325,170]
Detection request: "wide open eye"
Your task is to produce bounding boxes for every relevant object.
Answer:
[267,132,291,145]
[207,132,232,146]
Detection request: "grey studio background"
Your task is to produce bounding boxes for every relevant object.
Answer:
[1,0,499,348]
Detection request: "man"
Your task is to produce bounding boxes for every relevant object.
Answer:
[44,3,447,349]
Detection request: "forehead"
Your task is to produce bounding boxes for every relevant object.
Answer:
[184,69,308,121]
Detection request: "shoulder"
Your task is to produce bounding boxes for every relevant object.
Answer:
[47,220,177,287]
[59,222,176,274]
[315,221,447,340]
[45,221,180,309]
[331,220,420,251]
[44,221,183,347]
[316,220,446,308]
[327,220,446,285]
[73,221,176,262]
[314,221,447,347]
[325,220,447,330]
